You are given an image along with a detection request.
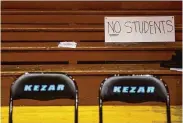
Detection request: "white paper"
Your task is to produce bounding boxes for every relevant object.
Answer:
[170,68,183,72]
[105,16,175,42]
[58,42,77,48]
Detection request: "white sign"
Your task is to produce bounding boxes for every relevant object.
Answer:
[105,16,175,42]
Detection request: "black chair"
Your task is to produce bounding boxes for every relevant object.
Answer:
[99,75,171,123]
[9,72,79,123]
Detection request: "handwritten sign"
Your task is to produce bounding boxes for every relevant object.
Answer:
[105,16,175,42]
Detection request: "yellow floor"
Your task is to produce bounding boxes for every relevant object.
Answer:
[1,106,182,123]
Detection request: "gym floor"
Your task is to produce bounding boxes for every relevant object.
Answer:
[1,106,182,123]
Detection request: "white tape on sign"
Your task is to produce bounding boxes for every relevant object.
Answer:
[58,42,77,48]
[105,16,175,42]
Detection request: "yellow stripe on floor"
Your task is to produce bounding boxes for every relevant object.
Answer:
[1,106,182,123]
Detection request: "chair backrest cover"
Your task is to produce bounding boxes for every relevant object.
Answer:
[99,75,171,123]
[11,73,77,100]
[9,72,78,123]
[100,75,168,103]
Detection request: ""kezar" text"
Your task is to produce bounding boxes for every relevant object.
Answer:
[113,86,155,93]
[24,84,65,92]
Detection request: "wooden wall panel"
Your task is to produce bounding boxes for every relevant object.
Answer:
[2,41,181,64]
[1,73,182,106]
[2,2,182,42]
[1,1,182,107]
[1,31,182,42]
[1,1,182,10]
[2,14,182,24]
[1,51,175,63]
[2,42,181,50]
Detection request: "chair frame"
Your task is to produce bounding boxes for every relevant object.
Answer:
[98,74,171,123]
[9,72,79,123]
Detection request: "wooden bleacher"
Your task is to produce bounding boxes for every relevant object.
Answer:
[1,1,182,123]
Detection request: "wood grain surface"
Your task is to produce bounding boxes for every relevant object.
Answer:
[1,2,182,42]
[1,1,182,107]
[1,106,182,123]
[1,1,182,10]
[1,64,182,106]
[2,42,182,50]
[2,42,181,64]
